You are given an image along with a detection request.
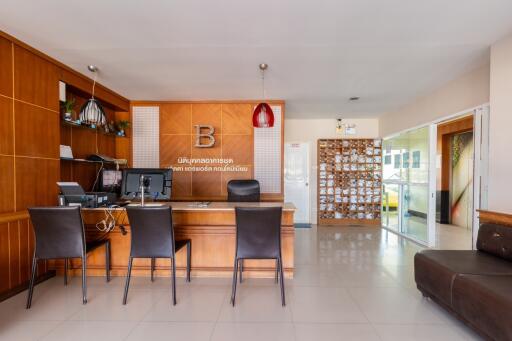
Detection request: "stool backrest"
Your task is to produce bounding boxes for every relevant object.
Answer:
[28,206,85,259]
[235,206,282,259]
[126,206,175,258]
[227,180,260,202]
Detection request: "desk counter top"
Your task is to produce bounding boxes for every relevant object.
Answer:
[83,201,296,212]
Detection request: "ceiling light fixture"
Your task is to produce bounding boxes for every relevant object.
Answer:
[79,65,106,127]
[252,63,274,128]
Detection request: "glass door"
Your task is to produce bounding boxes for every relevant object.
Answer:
[382,125,435,245]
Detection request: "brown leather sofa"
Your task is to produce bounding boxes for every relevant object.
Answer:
[415,223,512,341]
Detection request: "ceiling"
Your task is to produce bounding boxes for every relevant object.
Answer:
[1,0,512,118]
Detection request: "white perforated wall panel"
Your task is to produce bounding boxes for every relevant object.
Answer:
[132,106,160,168]
[254,105,282,193]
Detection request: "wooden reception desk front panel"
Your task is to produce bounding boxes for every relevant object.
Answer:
[50,202,295,279]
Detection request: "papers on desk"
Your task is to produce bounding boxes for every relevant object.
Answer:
[188,202,211,208]
[127,203,165,207]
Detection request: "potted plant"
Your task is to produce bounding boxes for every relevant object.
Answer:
[116,120,130,136]
[61,97,76,121]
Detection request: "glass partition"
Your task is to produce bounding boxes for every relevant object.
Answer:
[382,126,431,244]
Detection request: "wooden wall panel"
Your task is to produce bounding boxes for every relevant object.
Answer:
[0,156,15,213]
[14,102,59,158]
[15,157,59,210]
[172,171,192,198]
[222,103,253,134]
[161,135,191,165]
[160,103,191,134]
[69,128,97,159]
[0,36,12,97]
[13,45,59,111]
[146,101,283,200]
[8,222,20,287]
[222,135,253,165]
[0,96,14,155]
[115,111,132,166]
[192,171,222,197]
[0,223,9,293]
[97,131,116,157]
[0,29,129,301]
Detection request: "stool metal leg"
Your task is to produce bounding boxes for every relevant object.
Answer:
[186,241,191,282]
[231,257,239,306]
[278,256,285,306]
[239,260,243,283]
[64,258,68,285]
[123,257,133,305]
[171,258,177,305]
[81,257,87,304]
[151,258,155,282]
[105,240,111,282]
[275,258,279,283]
[26,256,38,309]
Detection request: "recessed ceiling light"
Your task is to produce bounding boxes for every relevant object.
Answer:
[349,97,360,101]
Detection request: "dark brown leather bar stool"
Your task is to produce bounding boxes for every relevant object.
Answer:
[123,206,191,305]
[227,179,261,281]
[231,206,285,306]
[227,179,260,202]
[26,206,111,308]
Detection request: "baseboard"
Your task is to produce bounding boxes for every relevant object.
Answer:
[0,270,56,303]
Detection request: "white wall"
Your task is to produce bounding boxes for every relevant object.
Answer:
[284,118,379,223]
[379,64,490,137]
[488,33,512,213]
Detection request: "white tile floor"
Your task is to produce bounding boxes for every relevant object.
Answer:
[0,226,482,340]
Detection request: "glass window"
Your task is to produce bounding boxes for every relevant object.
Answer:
[403,152,410,168]
[394,154,401,169]
[384,155,391,165]
[412,151,421,168]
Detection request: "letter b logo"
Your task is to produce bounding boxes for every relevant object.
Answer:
[194,125,215,148]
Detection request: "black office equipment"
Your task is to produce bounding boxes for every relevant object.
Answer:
[87,153,116,163]
[57,182,109,208]
[120,168,172,200]
[99,169,123,193]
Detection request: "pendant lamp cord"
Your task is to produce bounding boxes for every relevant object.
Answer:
[261,68,266,100]
[91,71,97,99]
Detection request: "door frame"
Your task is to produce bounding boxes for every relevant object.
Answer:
[284,141,311,224]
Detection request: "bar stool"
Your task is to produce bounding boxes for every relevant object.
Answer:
[231,206,285,306]
[123,206,191,305]
[227,179,261,281]
[26,206,111,308]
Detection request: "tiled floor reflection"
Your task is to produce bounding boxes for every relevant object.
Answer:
[0,225,482,340]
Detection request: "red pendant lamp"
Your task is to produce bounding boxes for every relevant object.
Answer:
[253,63,274,128]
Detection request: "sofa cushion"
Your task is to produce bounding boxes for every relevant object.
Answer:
[452,274,512,341]
[414,250,512,306]
[477,223,512,261]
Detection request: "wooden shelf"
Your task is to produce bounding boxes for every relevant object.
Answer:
[60,157,116,165]
[60,119,127,138]
[318,138,383,225]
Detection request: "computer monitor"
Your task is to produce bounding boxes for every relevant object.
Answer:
[120,168,172,200]
[99,169,123,193]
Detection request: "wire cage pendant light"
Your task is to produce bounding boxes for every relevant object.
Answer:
[79,65,106,126]
[253,63,274,128]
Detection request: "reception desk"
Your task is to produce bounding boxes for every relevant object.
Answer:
[50,202,295,279]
